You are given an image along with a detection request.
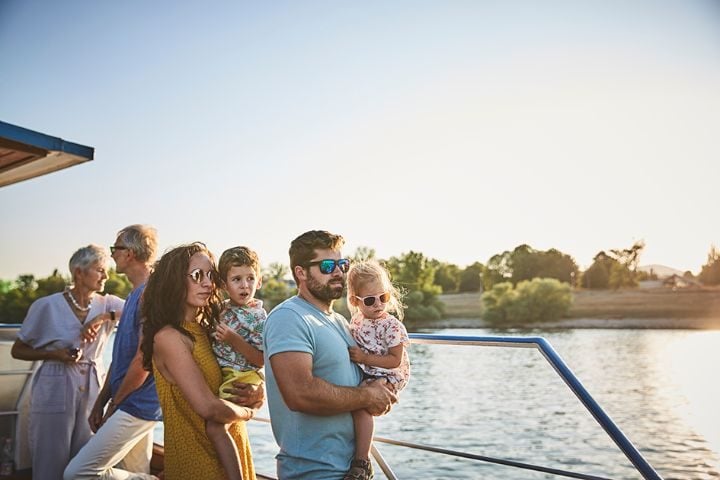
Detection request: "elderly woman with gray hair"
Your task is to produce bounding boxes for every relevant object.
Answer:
[11,244,125,480]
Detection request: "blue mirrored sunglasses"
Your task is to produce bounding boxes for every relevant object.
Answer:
[305,258,350,274]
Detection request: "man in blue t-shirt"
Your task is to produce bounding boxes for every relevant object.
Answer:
[65,225,161,480]
[264,230,396,480]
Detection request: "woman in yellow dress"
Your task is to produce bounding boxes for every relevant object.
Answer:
[140,243,261,479]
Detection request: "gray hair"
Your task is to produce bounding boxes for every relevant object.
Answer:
[116,224,158,264]
[69,244,108,276]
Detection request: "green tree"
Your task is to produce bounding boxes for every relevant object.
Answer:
[459,262,484,292]
[698,245,720,286]
[479,282,515,324]
[103,268,133,297]
[351,246,376,263]
[36,269,67,298]
[0,274,37,323]
[481,278,572,325]
[257,263,295,311]
[0,279,12,295]
[483,245,578,289]
[385,251,443,323]
[483,252,512,289]
[582,242,644,290]
[256,277,295,311]
[607,241,645,289]
[582,252,615,289]
[432,261,460,293]
[265,262,290,282]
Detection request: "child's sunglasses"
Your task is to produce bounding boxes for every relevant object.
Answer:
[305,258,351,274]
[355,292,391,307]
[187,268,214,284]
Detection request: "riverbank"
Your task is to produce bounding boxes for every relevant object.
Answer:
[428,288,720,330]
[417,316,720,330]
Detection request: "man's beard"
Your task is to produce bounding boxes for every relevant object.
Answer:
[306,272,345,303]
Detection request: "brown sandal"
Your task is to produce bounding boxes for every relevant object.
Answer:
[343,459,374,480]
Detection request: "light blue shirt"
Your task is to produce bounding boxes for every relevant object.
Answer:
[264,296,362,480]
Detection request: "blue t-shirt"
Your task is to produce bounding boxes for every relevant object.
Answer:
[110,284,162,421]
[264,296,362,480]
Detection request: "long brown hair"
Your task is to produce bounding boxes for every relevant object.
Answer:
[140,242,222,371]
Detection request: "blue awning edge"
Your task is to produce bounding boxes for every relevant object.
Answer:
[0,120,95,187]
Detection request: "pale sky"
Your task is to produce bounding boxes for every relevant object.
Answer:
[1,1,719,280]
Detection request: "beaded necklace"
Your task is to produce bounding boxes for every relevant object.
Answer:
[66,288,93,312]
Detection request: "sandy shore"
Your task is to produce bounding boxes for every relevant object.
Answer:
[434,289,720,330]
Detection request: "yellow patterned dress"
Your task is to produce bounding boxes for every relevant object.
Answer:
[154,320,256,479]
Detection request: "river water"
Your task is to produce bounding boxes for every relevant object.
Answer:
[243,326,720,480]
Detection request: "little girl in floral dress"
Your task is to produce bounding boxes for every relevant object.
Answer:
[345,260,410,480]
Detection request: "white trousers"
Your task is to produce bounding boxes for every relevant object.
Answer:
[63,409,158,480]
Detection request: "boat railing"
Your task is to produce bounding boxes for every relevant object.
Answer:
[2,325,663,479]
[253,333,663,480]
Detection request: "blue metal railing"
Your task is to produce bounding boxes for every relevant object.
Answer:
[408,333,663,480]
[1,325,663,479]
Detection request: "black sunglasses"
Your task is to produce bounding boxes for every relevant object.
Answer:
[187,268,214,284]
[355,292,391,307]
[305,258,350,274]
[110,245,128,254]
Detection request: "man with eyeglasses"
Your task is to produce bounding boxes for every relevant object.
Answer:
[264,230,397,480]
[65,225,160,480]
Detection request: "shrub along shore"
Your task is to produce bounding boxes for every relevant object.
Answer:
[428,288,720,330]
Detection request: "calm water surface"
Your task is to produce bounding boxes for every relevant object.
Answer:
[130,327,719,479]
[242,327,720,480]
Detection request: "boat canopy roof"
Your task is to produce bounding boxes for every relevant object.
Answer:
[0,121,94,188]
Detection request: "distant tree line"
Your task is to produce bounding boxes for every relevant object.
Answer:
[0,269,131,324]
[2,242,719,324]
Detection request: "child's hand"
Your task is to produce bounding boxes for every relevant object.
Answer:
[348,346,366,364]
[214,321,239,343]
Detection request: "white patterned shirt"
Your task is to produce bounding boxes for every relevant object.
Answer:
[213,299,266,371]
[350,312,410,392]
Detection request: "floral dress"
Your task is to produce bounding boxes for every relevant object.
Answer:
[349,312,410,393]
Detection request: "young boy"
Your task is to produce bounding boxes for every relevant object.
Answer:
[206,246,267,480]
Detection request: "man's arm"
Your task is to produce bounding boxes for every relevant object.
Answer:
[107,343,149,409]
[270,351,396,416]
[89,365,113,432]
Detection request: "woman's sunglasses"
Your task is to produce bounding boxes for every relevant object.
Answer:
[355,292,391,307]
[187,268,214,284]
[305,258,350,274]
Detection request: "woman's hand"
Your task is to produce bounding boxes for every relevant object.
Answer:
[54,347,83,363]
[81,311,115,342]
[226,382,265,409]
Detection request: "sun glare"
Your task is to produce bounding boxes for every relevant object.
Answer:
[654,331,720,462]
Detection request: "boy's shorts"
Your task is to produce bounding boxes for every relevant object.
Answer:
[219,367,265,400]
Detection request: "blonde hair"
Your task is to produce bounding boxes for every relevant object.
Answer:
[346,259,404,321]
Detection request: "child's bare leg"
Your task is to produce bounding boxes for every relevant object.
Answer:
[352,408,374,461]
[205,420,243,480]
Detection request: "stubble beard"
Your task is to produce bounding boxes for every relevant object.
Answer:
[306,273,345,304]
